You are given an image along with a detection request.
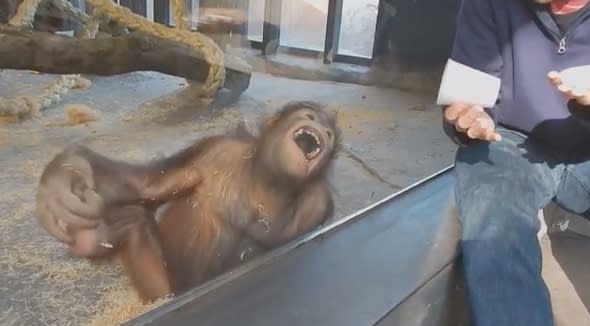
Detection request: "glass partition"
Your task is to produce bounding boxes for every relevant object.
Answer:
[0,0,461,325]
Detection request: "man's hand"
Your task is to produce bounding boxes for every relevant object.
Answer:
[548,70,590,105]
[444,103,502,142]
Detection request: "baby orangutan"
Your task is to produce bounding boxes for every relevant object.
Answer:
[35,101,341,302]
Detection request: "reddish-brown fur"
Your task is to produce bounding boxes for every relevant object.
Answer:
[35,101,341,302]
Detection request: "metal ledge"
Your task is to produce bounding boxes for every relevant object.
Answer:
[126,165,460,326]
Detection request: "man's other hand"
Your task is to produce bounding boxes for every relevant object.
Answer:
[548,70,590,106]
[444,103,502,142]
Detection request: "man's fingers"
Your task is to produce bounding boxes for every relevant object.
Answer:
[578,95,590,105]
[473,128,501,142]
[465,124,487,140]
[552,78,576,100]
[571,88,590,105]
[455,106,484,130]
[484,130,503,142]
[465,116,499,141]
[447,106,499,143]
[548,71,562,86]
[448,104,486,135]
[548,71,590,104]
[444,103,471,122]
[557,83,576,99]
[572,87,587,97]
[444,103,501,142]
[557,83,570,93]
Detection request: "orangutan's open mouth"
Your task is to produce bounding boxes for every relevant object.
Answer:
[294,127,322,160]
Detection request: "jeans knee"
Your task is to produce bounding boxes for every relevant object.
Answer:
[453,162,555,242]
[454,185,541,243]
[458,203,542,274]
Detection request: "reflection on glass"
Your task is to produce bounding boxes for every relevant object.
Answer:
[248,0,265,42]
[168,0,199,29]
[280,0,329,51]
[338,0,378,58]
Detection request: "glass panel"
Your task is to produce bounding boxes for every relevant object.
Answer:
[4,0,462,324]
[168,0,198,28]
[247,0,265,42]
[338,0,378,58]
[279,0,329,51]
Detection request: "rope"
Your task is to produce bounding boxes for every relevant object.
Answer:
[3,1,91,120]
[51,0,102,38]
[0,75,89,119]
[171,0,189,30]
[8,0,43,27]
[5,0,224,115]
[84,0,226,98]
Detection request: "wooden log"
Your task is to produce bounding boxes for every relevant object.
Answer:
[0,23,251,93]
[0,0,19,24]
[0,23,212,81]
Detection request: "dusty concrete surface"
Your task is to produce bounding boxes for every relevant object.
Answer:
[0,69,456,325]
[542,230,590,326]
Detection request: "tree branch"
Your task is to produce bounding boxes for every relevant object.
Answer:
[0,24,251,93]
[0,24,211,80]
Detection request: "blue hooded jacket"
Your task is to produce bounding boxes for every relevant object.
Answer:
[444,0,590,156]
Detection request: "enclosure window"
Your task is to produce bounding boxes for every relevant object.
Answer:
[337,0,378,58]
[279,0,329,52]
[248,0,265,42]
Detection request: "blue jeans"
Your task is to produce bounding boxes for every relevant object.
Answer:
[454,126,590,326]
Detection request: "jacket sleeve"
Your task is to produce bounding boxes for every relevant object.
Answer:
[442,0,503,146]
[568,100,590,130]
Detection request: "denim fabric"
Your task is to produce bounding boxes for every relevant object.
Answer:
[453,126,590,326]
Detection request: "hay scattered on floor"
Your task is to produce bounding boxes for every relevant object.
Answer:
[87,279,172,326]
[65,104,100,125]
[0,115,22,124]
[334,106,395,133]
[9,202,35,222]
[0,244,98,283]
[0,134,7,148]
[74,77,93,90]
[0,74,91,122]
[2,243,169,326]
[0,188,36,233]
[17,160,41,179]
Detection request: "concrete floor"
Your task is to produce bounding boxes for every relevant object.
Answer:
[541,231,590,326]
[0,69,588,325]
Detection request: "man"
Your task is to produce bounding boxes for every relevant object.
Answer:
[443,0,590,325]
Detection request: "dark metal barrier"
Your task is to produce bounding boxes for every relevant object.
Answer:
[125,165,470,326]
